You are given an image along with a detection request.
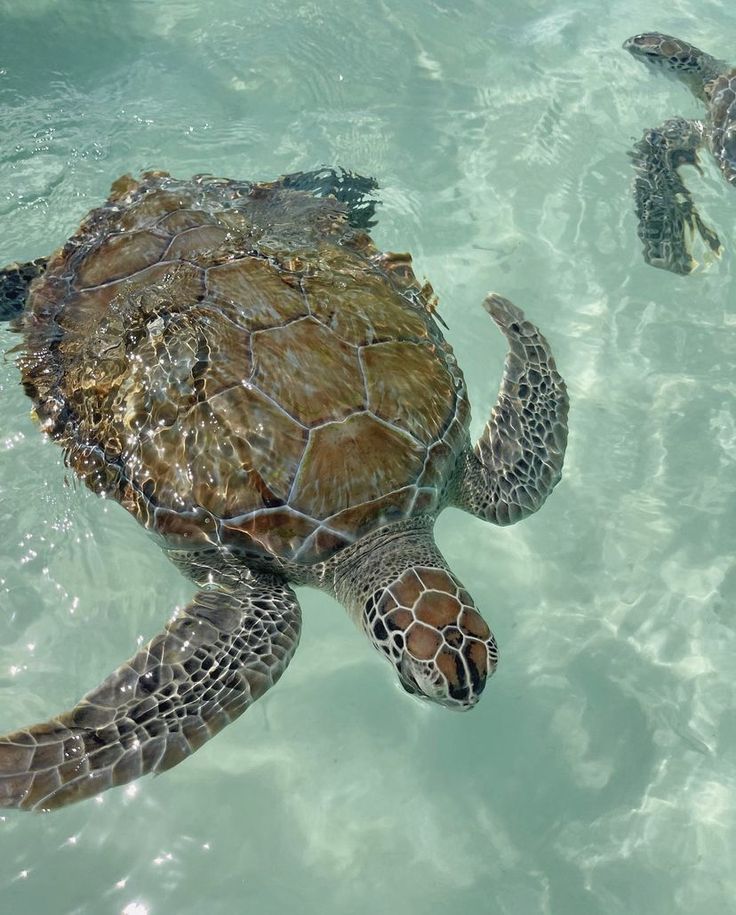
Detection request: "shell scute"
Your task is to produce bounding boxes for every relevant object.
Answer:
[118,190,192,231]
[126,383,307,521]
[75,230,170,288]
[206,257,308,331]
[220,508,318,560]
[325,487,417,541]
[305,254,430,347]
[165,226,231,260]
[362,340,455,444]
[158,209,217,234]
[251,317,364,426]
[291,413,424,518]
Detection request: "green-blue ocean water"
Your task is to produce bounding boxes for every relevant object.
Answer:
[0,0,735,912]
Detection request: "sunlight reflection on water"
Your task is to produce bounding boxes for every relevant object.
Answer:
[0,0,735,913]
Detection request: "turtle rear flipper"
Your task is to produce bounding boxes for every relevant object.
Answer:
[0,258,48,322]
[631,117,722,274]
[0,573,301,810]
[278,167,380,229]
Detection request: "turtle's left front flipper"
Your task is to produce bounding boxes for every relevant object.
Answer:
[453,294,568,525]
[0,257,48,321]
[631,117,721,274]
[0,572,301,811]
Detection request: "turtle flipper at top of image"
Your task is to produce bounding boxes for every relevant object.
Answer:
[630,117,721,274]
[623,32,736,272]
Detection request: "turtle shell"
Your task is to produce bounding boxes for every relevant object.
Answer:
[20,172,470,565]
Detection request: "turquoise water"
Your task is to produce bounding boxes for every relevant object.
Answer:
[1,0,735,912]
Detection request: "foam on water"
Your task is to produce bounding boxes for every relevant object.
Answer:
[1,1,735,912]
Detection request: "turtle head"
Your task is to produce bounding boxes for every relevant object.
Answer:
[362,565,498,710]
[623,33,724,97]
[623,33,701,70]
[334,523,498,710]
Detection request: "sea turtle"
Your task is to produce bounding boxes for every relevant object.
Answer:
[0,169,568,811]
[623,32,736,273]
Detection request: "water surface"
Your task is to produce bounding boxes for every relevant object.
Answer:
[1,1,735,912]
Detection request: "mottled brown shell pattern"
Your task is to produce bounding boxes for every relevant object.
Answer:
[20,173,470,565]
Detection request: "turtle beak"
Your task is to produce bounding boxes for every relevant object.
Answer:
[397,655,479,711]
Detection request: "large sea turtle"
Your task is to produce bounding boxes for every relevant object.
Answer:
[0,169,568,811]
[623,32,736,273]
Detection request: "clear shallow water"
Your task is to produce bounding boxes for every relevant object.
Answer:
[0,0,735,912]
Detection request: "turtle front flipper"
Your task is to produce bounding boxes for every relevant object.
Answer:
[278,167,379,228]
[630,117,721,274]
[0,573,301,811]
[0,257,48,321]
[453,294,568,525]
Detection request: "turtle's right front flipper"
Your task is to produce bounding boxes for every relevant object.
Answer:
[0,572,301,811]
[630,117,721,274]
[453,294,568,525]
[0,257,48,321]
